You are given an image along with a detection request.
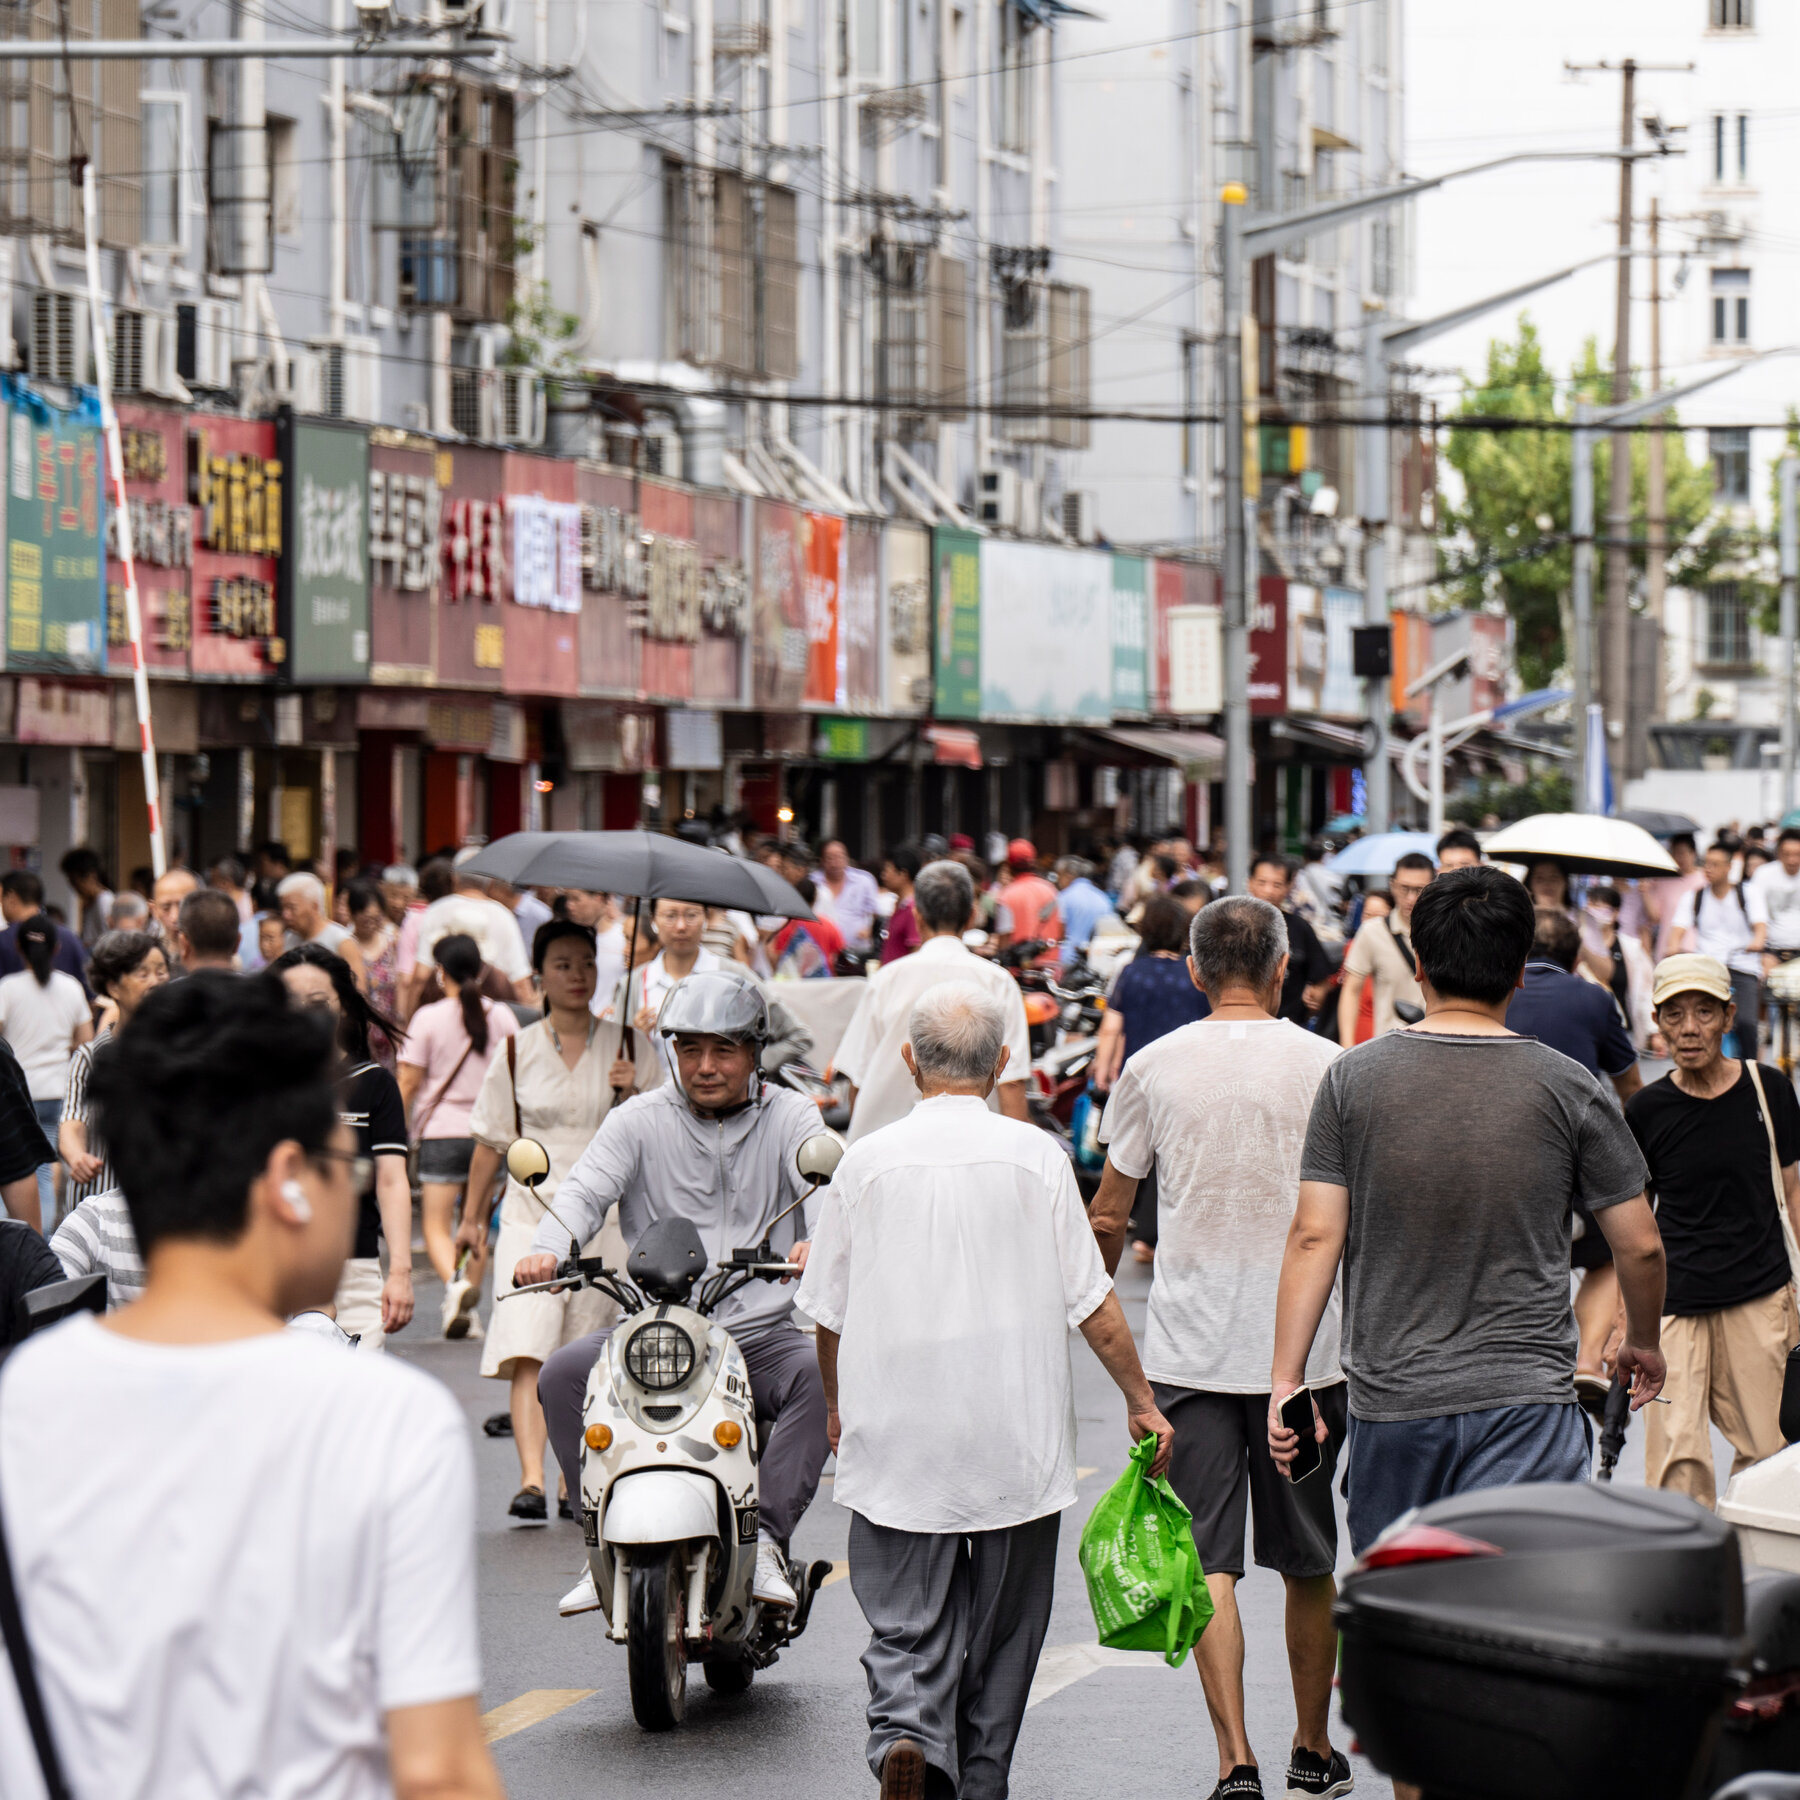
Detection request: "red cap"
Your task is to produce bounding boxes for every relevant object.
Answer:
[948,833,975,852]
[1007,837,1037,867]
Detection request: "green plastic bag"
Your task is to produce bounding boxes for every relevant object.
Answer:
[1077,1433,1213,1667]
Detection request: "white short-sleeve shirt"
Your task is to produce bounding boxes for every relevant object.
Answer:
[795,1094,1110,1533]
[1101,1016,1344,1394]
[0,1317,481,1799]
[832,937,1032,1143]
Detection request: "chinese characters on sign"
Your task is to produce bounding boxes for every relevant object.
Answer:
[281,418,370,681]
[5,386,106,670]
[120,425,167,484]
[106,496,193,569]
[211,576,279,648]
[442,497,506,601]
[189,432,283,556]
[107,585,191,652]
[369,469,441,592]
[508,495,582,613]
[580,501,748,641]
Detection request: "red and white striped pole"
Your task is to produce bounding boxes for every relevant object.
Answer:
[81,162,164,878]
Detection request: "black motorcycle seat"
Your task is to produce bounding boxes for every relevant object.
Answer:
[1745,1568,1800,1677]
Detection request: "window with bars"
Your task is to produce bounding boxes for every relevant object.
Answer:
[1704,581,1752,668]
[1712,267,1750,345]
[997,2,1031,153]
[1710,0,1752,25]
[0,0,139,246]
[1713,112,1749,182]
[998,278,1090,447]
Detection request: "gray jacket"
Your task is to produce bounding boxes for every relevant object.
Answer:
[537,1080,822,1343]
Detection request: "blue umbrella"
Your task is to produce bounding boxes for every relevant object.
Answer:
[1325,831,1440,877]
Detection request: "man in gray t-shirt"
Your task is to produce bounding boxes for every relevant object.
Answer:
[1269,865,1668,1554]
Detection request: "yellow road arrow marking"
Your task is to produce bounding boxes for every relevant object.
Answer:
[482,1689,597,1743]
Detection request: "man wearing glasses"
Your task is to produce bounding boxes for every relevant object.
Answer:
[1339,853,1435,1047]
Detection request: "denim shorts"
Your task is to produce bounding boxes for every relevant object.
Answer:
[417,1136,475,1182]
[1345,1401,1592,1555]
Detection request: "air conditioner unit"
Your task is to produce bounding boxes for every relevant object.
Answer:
[1061,489,1090,542]
[449,364,488,439]
[279,348,327,416]
[30,290,90,385]
[976,466,1038,532]
[310,334,382,424]
[500,368,544,446]
[112,309,187,400]
[177,298,238,391]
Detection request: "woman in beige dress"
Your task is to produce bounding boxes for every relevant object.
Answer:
[456,918,661,1521]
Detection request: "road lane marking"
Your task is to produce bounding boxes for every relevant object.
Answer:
[1077,1466,1099,1480]
[482,1689,597,1743]
[1026,1642,1168,1709]
[820,1560,850,1587]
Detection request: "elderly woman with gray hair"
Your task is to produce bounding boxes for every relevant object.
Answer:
[797,980,1172,1800]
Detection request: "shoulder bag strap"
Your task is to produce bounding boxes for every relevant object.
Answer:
[1386,916,1418,977]
[1744,1060,1800,1290]
[507,1033,522,1138]
[411,1038,478,1147]
[0,1374,72,1799]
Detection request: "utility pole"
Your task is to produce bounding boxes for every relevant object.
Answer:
[1781,454,1797,817]
[1645,197,1666,699]
[1221,183,1250,896]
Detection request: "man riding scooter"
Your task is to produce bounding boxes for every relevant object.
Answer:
[513,966,832,1617]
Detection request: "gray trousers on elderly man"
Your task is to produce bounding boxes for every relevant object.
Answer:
[851,1509,1060,1800]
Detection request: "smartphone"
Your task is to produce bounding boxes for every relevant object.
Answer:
[1279,1385,1323,1483]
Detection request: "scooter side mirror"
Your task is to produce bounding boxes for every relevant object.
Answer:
[507,1137,552,1191]
[796,1131,844,1186]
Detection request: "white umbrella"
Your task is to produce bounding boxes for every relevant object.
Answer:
[1483,813,1677,878]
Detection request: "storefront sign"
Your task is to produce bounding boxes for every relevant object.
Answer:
[1288,584,1326,715]
[1111,556,1149,716]
[580,501,749,646]
[189,419,283,677]
[665,707,723,771]
[563,698,657,772]
[509,495,582,612]
[1321,587,1365,720]
[3,381,105,673]
[818,716,869,760]
[106,404,193,675]
[281,417,370,683]
[885,522,931,716]
[368,468,440,592]
[1166,606,1223,715]
[15,675,110,744]
[753,501,808,710]
[803,511,843,707]
[976,540,1111,724]
[931,527,982,721]
[842,519,880,709]
[1249,577,1288,717]
[368,437,440,678]
[442,497,507,601]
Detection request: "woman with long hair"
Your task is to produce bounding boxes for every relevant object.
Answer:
[270,944,415,1350]
[456,919,659,1521]
[397,931,518,1337]
[60,930,167,1212]
[0,912,92,1225]
[347,877,402,1065]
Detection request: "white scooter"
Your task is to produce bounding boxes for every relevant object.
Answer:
[501,1131,843,1731]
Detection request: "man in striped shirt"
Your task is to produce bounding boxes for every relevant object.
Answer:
[52,1188,144,1310]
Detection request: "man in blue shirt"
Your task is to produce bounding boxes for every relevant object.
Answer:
[1505,903,1642,1404]
[1054,856,1118,968]
[0,869,90,992]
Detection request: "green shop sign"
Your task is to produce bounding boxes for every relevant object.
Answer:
[3,379,105,672]
[280,414,371,682]
[932,527,981,720]
[818,717,869,760]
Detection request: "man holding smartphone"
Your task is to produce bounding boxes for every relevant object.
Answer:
[1270,865,1668,1561]
[1090,896,1348,1800]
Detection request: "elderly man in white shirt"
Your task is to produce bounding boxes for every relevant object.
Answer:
[797,982,1172,1800]
[833,860,1032,1143]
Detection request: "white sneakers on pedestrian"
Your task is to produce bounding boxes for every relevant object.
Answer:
[560,1567,602,1617]
[752,1535,796,1610]
[441,1278,478,1340]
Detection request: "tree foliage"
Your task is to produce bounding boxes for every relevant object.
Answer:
[1437,317,1715,690]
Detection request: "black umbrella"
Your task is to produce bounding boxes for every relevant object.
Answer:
[1617,808,1702,842]
[460,831,814,920]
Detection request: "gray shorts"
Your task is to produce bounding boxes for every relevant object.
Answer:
[417,1136,475,1182]
[1152,1380,1345,1580]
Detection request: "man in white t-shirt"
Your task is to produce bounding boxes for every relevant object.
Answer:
[276,871,368,990]
[563,888,629,1015]
[0,971,499,1800]
[798,982,1170,1800]
[833,860,1031,1143]
[403,861,533,1007]
[1677,839,1764,1054]
[1089,895,1349,1800]
[1750,828,1800,976]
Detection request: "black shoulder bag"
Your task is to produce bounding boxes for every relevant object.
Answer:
[1386,918,1426,1026]
[0,1379,71,1798]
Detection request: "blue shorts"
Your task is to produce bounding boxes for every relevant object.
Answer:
[1345,1401,1592,1555]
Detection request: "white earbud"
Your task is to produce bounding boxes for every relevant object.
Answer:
[281,1180,312,1223]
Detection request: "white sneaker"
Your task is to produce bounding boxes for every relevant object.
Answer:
[752,1537,796,1610]
[441,1278,478,1340]
[559,1567,602,1617]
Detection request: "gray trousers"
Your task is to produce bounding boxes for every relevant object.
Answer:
[850,1509,1060,1800]
[538,1323,828,1545]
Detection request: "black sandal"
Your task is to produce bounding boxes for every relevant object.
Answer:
[484,1413,514,1438]
[509,1485,547,1521]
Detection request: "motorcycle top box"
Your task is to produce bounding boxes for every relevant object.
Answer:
[1335,1483,1749,1800]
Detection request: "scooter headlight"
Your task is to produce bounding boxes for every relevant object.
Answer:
[624,1321,696,1391]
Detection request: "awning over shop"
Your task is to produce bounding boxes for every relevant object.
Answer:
[1086,726,1224,781]
[926,725,983,770]
[1269,716,1371,759]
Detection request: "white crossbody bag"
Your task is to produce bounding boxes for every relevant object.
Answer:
[1743,1060,1800,1292]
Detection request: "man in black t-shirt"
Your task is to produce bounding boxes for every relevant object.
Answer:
[1248,856,1334,1027]
[1625,953,1800,1508]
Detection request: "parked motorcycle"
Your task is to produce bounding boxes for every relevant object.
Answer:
[500,1130,844,1731]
